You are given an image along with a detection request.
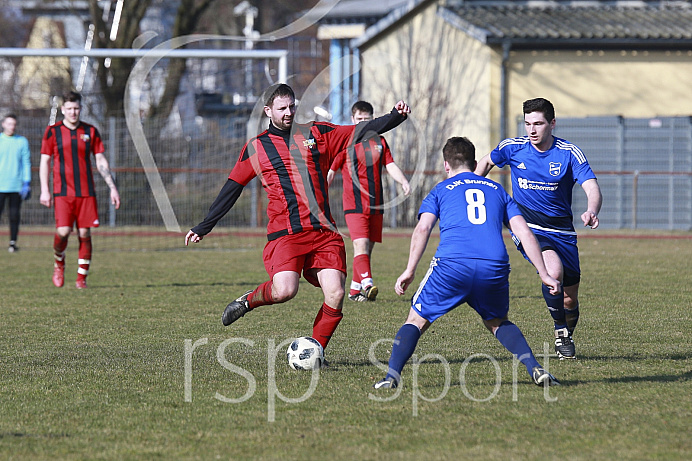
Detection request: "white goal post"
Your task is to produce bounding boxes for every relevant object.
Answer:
[0,48,287,84]
[0,47,288,232]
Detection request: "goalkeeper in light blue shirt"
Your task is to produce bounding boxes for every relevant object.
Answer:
[0,114,32,252]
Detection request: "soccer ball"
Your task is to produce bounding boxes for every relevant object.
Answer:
[286,336,324,370]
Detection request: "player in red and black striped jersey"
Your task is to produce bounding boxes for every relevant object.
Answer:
[185,84,410,352]
[39,91,120,290]
[327,101,411,302]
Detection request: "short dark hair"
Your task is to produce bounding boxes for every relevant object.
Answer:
[443,137,476,170]
[351,101,373,116]
[2,113,17,122]
[523,97,555,122]
[63,91,82,105]
[264,84,295,107]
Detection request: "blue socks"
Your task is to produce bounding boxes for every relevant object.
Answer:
[385,323,422,382]
[385,321,543,380]
[542,284,567,329]
[494,320,540,373]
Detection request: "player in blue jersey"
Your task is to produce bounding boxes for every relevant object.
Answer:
[373,136,561,389]
[475,98,602,360]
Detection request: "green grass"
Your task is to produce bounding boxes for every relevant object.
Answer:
[1,229,690,460]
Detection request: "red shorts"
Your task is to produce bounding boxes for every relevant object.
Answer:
[55,196,100,229]
[263,230,347,287]
[344,213,383,242]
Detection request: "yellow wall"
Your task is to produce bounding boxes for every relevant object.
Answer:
[359,1,494,164]
[359,5,692,162]
[17,17,72,110]
[505,48,692,135]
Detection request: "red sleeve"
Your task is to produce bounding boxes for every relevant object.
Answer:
[40,126,54,156]
[330,150,346,171]
[382,137,394,165]
[228,139,259,186]
[314,123,356,164]
[92,127,105,154]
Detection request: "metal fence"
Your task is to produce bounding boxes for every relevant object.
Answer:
[5,114,692,239]
[548,116,692,231]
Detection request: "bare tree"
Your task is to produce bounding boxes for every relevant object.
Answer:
[87,0,217,118]
[0,1,31,111]
[144,0,217,120]
[361,15,486,227]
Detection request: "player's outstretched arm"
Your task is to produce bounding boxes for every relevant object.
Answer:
[354,101,411,143]
[185,230,202,246]
[474,154,495,177]
[185,179,245,245]
[508,214,561,295]
[395,212,436,295]
[581,178,602,229]
[393,100,410,116]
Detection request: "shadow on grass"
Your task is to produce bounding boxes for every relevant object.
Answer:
[579,353,691,362]
[601,370,692,384]
[336,353,692,387]
[0,432,70,439]
[141,281,267,289]
[145,281,240,288]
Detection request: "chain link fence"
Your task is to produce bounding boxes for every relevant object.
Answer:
[549,116,692,231]
[3,113,690,251]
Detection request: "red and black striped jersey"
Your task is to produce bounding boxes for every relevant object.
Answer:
[40,121,104,197]
[189,107,407,240]
[330,135,394,215]
[230,121,357,240]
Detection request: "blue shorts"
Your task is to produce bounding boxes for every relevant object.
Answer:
[411,257,510,323]
[513,229,581,287]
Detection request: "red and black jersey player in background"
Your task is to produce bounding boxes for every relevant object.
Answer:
[39,91,121,290]
[327,101,411,303]
[185,83,410,354]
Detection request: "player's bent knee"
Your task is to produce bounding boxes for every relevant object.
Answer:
[272,285,299,302]
[564,296,578,311]
[56,226,72,238]
[326,287,345,302]
[322,288,345,307]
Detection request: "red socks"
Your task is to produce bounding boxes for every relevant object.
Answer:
[353,254,370,283]
[353,254,373,290]
[312,303,343,349]
[77,236,92,281]
[54,234,68,257]
[247,280,274,309]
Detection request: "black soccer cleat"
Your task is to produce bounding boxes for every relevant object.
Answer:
[364,285,378,301]
[554,327,576,360]
[532,366,560,386]
[348,293,369,302]
[373,377,398,389]
[222,290,252,326]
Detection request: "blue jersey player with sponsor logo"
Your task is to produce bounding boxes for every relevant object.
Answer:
[475,98,603,360]
[373,137,561,389]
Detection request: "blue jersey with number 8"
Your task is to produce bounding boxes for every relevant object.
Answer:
[418,171,520,263]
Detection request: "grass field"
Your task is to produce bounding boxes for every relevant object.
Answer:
[1,228,691,460]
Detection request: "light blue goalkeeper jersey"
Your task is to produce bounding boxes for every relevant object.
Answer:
[418,171,521,263]
[0,133,31,193]
[490,136,596,233]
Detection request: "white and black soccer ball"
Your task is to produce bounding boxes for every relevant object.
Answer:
[286,336,324,370]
